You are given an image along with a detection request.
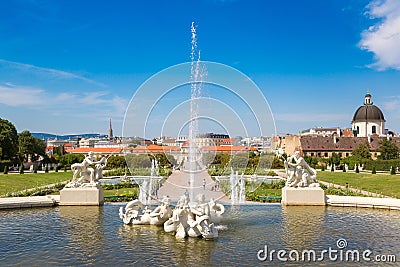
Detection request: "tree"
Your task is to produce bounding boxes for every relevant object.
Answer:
[106,156,127,169]
[390,166,396,175]
[58,154,85,167]
[372,166,376,174]
[352,142,371,159]
[0,118,18,161]
[271,156,283,169]
[377,139,400,160]
[330,152,341,166]
[17,131,46,162]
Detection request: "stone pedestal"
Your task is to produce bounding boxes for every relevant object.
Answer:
[60,185,104,206]
[281,186,326,206]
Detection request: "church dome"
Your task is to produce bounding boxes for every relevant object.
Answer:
[352,93,385,122]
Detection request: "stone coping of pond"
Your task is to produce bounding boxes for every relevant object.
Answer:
[1,194,399,210]
[0,195,60,209]
[326,195,400,210]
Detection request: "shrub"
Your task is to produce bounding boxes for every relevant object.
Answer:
[372,166,376,174]
[267,170,278,176]
[33,165,38,173]
[64,166,67,172]
[3,165,8,174]
[342,165,346,172]
[321,166,325,171]
[390,166,396,175]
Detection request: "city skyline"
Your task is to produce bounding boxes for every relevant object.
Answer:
[1,0,400,136]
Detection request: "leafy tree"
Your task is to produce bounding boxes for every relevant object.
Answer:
[355,165,359,173]
[126,154,152,168]
[258,153,274,169]
[0,118,18,160]
[17,130,46,162]
[106,156,127,169]
[150,153,177,169]
[58,154,85,167]
[271,156,283,169]
[19,165,24,174]
[230,153,249,169]
[4,165,8,174]
[304,156,319,168]
[329,152,341,166]
[372,166,376,174]
[352,142,371,159]
[212,154,231,166]
[377,139,400,160]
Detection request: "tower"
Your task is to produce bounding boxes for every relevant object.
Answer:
[351,91,385,137]
[108,118,114,140]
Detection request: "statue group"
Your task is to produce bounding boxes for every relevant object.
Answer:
[119,194,225,239]
[66,151,107,188]
[283,151,319,188]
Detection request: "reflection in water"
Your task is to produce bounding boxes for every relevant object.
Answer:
[59,206,105,263]
[0,204,399,266]
[281,206,326,250]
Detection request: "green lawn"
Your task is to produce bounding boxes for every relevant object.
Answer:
[317,171,400,198]
[103,188,138,197]
[0,172,72,196]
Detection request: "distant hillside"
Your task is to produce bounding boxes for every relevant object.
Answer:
[31,132,107,140]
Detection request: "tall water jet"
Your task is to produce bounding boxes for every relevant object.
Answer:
[230,168,246,205]
[188,21,204,202]
[138,159,158,205]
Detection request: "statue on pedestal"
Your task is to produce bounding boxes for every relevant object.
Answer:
[284,151,319,188]
[66,151,107,188]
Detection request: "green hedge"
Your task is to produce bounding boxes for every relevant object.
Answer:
[363,159,400,171]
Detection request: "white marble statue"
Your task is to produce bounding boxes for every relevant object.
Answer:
[119,199,152,225]
[284,151,319,188]
[66,151,107,188]
[121,194,224,240]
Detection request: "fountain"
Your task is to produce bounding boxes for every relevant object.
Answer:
[119,22,224,240]
[229,168,246,205]
[138,159,158,205]
[187,21,204,202]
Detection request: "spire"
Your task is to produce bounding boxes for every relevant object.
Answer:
[108,118,114,139]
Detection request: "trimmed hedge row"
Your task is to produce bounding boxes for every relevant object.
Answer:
[363,159,400,171]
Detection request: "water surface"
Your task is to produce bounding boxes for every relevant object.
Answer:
[0,204,399,266]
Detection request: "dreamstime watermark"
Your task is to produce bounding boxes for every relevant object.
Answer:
[257,238,397,263]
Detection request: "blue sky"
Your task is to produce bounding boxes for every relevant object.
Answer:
[1,0,400,137]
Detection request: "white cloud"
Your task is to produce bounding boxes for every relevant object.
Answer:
[0,59,107,87]
[0,83,45,107]
[360,0,400,70]
[382,96,400,111]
